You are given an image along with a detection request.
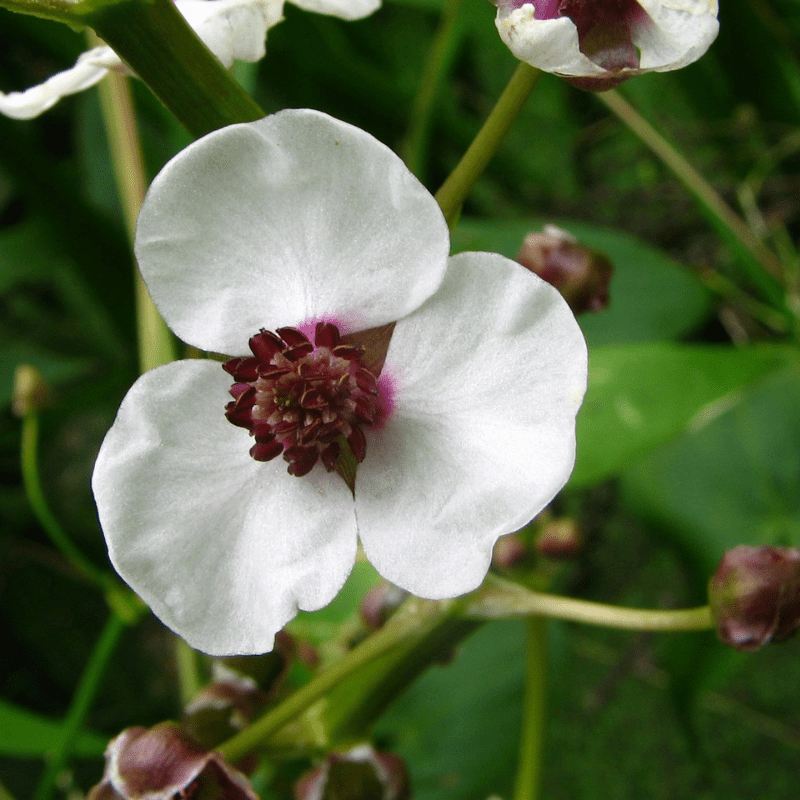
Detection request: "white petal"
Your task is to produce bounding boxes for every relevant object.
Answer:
[356,252,587,598]
[176,0,284,67]
[92,360,357,655]
[495,0,719,78]
[289,0,381,21]
[0,46,118,120]
[135,109,449,354]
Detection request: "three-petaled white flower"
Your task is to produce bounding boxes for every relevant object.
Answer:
[91,109,588,655]
[0,0,380,119]
[495,0,719,90]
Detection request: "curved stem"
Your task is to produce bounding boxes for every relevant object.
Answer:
[34,613,128,800]
[470,576,714,632]
[435,61,540,228]
[512,617,548,800]
[21,413,111,590]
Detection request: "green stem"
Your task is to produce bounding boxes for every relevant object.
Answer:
[34,613,128,800]
[21,413,111,590]
[217,598,459,762]
[470,576,714,632]
[85,0,264,137]
[402,0,464,179]
[0,0,76,25]
[512,618,548,800]
[175,638,203,707]
[435,62,541,228]
[599,90,789,316]
[91,30,176,372]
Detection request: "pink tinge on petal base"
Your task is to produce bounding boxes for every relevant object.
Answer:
[224,322,386,477]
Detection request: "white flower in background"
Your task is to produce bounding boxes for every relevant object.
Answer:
[0,0,381,119]
[495,0,719,90]
[91,110,587,656]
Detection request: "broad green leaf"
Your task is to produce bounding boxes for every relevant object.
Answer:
[452,218,712,345]
[619,368,800,574]
[0,699,106,758]
[571,343,797,488]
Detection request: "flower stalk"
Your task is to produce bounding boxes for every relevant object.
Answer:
[435,61,541,228]
[84,0,265,137]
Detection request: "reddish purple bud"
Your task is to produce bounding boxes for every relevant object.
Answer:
[87,724,258,800]
[709,545,800,652]
[491,533,529,571]
[534,518,583,560]
[295,745,409,800]
[361,583,409,631]
[517,225,614,314]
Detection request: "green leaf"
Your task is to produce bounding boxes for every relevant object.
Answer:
[619,368,800,574]
[452,218,712,345]
[570,343,797,488]
[0,699,106,758]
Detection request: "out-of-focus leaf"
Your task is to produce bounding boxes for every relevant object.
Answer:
[619,367,800,574]
[571,343,796,488]
[452,218,712,345]
[0,699,106,757]
[374,620,525,800]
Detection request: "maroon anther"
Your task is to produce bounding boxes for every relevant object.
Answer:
[224,323,380,476]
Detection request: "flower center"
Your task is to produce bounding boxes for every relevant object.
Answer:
[223,323,380,477]
[532,0,645,71]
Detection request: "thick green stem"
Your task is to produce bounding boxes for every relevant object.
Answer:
[512,618,548,800]
[217,598,461,762]
[85,0,264,137]
[34,613,128,800]
[435,62,541,228]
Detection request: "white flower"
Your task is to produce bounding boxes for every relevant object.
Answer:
[0,0,381,120]
[91,109,587,655]
[495,0,719,89]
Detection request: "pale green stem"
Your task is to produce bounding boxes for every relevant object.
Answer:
[435,62,541,228]
[91,30,176,372]
[21,413,111,590]
[599,90,788,315]
[403,0,464,178]
[512,618,548,800]
[34,613,128,800]
[175,638,203,707]
[217,598,459,762]
[470,577,714,631]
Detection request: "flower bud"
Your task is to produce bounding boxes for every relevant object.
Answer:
[361,583,409,631]
[516,226,613,314]
[708,545,800,651]
[534,518,583,560]
[88,724,258,800]
[491,533,529,571]
[295,744,409,800]
[12,364,50,417]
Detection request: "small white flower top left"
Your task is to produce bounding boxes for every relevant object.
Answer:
[0,0,381,120]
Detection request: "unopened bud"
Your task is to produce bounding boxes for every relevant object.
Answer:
[534,518,583,560]
[491,533,529,571]
[709,545,800,651]
[88,724,258,800]
[517,225,613,314]
[295,744,409,800]
[12,364,50,417]
[361,583,408,631]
